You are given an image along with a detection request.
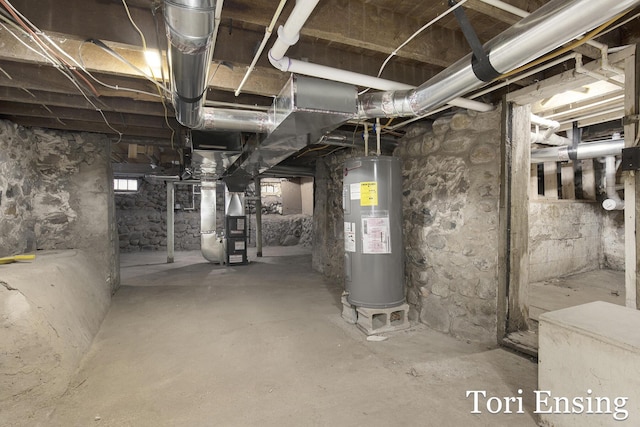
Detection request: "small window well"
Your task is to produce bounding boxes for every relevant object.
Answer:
[114,178,139,192]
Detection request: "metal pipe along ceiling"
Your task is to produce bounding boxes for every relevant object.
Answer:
[530,139,624,163]
[357,0,640,118]
[164,0,217,128]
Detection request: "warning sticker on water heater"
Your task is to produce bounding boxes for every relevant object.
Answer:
[360,182,378,206]
[344,222,356,252]
[362,216,390,254]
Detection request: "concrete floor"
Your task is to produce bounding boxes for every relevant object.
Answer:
[40,247,538,426]
[529,269,625,321]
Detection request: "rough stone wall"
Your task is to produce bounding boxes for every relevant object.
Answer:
[312,148,364,282]
[117,182,311,252]
[529,201,604,282]
[248,214,313,247]
[116,182,202,252]
[396,110,501,343]
[602,210,624,270]
[0,120,117,290]
[0,120,117,421]
[0,121,38,257]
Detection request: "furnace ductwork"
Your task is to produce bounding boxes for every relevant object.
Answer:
[357,0,640,118]
[164,0,217,128]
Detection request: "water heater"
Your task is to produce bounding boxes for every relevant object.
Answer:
[343,156,404,308]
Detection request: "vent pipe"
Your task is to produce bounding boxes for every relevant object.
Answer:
[357,0,640,118]
[164,0,217,128]
[164,0,269,132]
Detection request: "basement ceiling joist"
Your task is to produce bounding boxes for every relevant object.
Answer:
[0,0,638,169]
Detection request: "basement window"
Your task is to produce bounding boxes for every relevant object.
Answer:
[114,178,139,192]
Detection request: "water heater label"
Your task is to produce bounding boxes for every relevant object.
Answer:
[360,182,378,206]
[362,216,390,254]
[344,222,356,252]
[350,183,361,200]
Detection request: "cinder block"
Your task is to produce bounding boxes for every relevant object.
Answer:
[341,295,357,324]
[355,303,410,335]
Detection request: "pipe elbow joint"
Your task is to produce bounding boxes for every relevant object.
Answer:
[268,51,290,72]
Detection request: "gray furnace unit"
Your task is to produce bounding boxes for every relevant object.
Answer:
[343,156,404,308]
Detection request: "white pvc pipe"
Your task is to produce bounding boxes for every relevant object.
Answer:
[530,132,570,146]
[235,0,287,96]
[447,97,495,112]
[270,56,414,91]
[603,155,624,210]
[479,0,528,18]
[269,0,320,62]
[530,113,563,142]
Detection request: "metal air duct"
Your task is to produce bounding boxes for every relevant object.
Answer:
[530,139,624,163]
[357,0,640,118]
[223,75,357,190]
[164,0,217,128]
[200,177,224,263]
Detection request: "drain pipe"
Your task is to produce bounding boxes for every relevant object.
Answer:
[530,114,570,145]
[357,0,640,118]
[603,155,624,211]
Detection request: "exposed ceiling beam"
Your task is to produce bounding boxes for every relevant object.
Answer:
[3,116,177,140]
[213,24,441,87]
[0,86,173,117]
[0,102,180,130]
[222,0,471,68]
[506,48,633,106]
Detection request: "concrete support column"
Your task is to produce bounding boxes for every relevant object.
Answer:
[167,181,175,263]
[255,177,263,257]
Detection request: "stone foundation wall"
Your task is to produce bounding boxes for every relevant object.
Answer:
[602,210,624,270]
[0,120,117,421]
[117,182,312,251]
[116,182,203,252]
[397,110,501,343]
[529,201,604,282]
[248,214,313,247]
[312,147,365,282]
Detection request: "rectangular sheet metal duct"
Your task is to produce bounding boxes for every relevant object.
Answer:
[224,75,357,190]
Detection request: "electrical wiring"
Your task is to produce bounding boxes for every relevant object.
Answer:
[151,3,168,89]
[294,145,330,159]
[0,15,124,140]
[120,0,176,147]
[0,6,167,107]
[0,0,100,97]
[358,0,469,96]
[80,39,172,95]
